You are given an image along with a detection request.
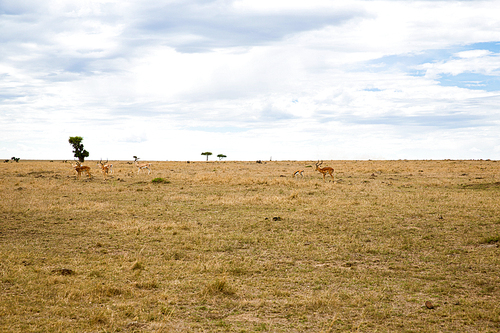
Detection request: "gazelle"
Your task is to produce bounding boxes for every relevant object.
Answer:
[72,161,92,179]
[133,158,151,174]
[97,158,113,179]
[292,170,304,178]
[315,161,334,182]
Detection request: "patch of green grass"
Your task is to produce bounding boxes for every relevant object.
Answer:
[480,235,500,244]
[151,177,170,184]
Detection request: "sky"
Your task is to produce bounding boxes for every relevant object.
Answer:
[1,0,500,161]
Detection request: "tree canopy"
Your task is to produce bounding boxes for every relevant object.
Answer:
[201,152,212,161]
[68,136,89,162]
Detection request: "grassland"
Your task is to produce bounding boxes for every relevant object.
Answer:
[1,159,499,332]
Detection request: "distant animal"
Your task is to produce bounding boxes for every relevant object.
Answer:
[97,158,113,179]
[292,170,304,178]
[136,162,151,174]
[315,161,334,181]
[133,156,151,174]
[72,161,92,179]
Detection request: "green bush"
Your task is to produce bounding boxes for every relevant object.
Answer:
[151,177,170,184]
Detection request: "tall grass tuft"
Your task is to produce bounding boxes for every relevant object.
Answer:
[202,277,237,297]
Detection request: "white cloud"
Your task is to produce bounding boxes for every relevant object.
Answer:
[457,50,493,59]
[421,49,500,78]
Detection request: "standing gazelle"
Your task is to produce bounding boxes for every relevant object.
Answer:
[315,161,334,182]
[72,160,92,179]
[97,158,113,179]
[133,156,152,174]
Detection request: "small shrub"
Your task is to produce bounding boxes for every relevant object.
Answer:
[151,177,170,184]
[480,235,500,244]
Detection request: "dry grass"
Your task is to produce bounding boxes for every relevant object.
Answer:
[1,159,499,332]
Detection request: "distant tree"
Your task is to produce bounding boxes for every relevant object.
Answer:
[68,136,89,162]
[217,154,227,161]
[201,152,212,161]
[11,157,20,162]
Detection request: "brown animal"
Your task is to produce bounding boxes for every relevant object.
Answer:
[97,158,113,179]
[315,161,334,181]
[73,161,92,179]
[292,170,304,178]
[135,160,152,174]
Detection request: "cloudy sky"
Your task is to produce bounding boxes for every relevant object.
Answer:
[1,0,500,161]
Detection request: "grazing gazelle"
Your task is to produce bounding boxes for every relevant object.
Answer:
[315,161,334,182]
[292,169,304,178]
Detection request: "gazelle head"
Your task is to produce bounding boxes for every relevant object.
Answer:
[98,158,108,166]
[315,161,323,170]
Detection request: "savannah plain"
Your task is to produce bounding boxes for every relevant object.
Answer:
[1,159,499,332]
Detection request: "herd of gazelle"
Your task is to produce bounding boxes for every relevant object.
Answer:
[73,160,334,181]
[293,161,335,181]
[72,157,150,180]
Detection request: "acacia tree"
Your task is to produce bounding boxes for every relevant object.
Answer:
[201,152,212,161]
[217,154,227,161]
[68,136,89,162]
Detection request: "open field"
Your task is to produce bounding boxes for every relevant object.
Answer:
[1,159,499,332]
